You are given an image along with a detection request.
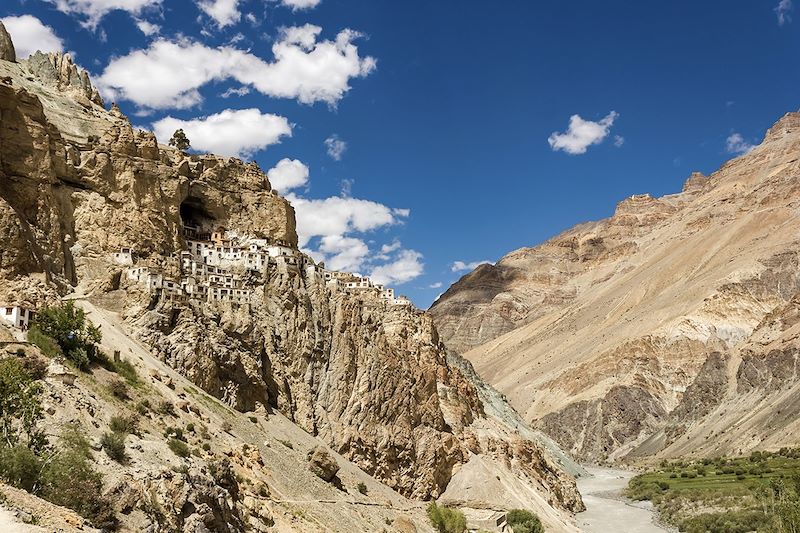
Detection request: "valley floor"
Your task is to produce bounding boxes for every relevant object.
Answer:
[577,467,673,533]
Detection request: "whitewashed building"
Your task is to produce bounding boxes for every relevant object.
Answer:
[112,247,134,266]
[1,305,35,330]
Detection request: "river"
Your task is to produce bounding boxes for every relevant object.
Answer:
[576,466,673,533]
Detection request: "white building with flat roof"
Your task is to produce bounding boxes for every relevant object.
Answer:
[1,305,35,330]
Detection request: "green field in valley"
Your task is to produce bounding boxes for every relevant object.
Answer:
[626,449,800,533]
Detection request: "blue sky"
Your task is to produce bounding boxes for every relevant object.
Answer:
[2,0,798,307]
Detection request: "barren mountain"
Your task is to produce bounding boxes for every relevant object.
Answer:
[0,24,582,532]
[431,110,800,464]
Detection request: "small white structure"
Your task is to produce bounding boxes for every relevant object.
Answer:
[463,509,508,532]
[1,305,35,330]
[112,247,134,266]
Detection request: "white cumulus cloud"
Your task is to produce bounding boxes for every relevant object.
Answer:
[267,158,309,194]
[725,133,755,155]
[370,249,424,286]
[45,0,161,29]
[134,18,160,36]
[1,15,64,59]
[280,0,322,10]
[318,235,369,272]
[324,134,347,161]
[451,260,492,273]
[776,0,793,25]
[198,0,240,27]
[286,194,408,248]
[548,111,619,155]
[151,108,291,158]
[97,25,376,110]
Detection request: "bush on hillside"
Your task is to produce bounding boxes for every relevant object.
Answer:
[0,358,44,451]
[507,508,544,533]
[426,501,466,533]
[41,441,118,530]
[168,438,190,458]
[109,414,139,435]
[100,432,127,463]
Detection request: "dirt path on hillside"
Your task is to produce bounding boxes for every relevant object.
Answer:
[576,466,673,533]
[0,507,44,533]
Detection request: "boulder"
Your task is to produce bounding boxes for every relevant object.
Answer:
[307,446,339,482]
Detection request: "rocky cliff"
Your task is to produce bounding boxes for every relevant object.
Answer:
[0,25,582,531]
[431,110,800,463]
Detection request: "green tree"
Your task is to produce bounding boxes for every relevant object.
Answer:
[31,302,102,370]
[0,358,44,450]
[169,128,191,151]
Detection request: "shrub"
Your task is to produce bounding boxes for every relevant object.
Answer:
[357,482,368,495]
[41,445,118,530]
[426,501,466,533]
[19,354,48,381]
[249,416,258,424]
[202,443,211,452]
[186,423,195,433]
[110,359,139,387]
[26,328,61,359]
[100,432,127,463]
[0,445,42,492]
[135,399,150,415]
[158,401,175,416]
[109,414,139,435]
[168,438,190,458]
[507,508,544,533]
[108,379,129,400]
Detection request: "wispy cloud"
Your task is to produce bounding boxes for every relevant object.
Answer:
[725,133,755,155]
[451,260,492,273]
[324,134,347,161]
[776,0,793,25]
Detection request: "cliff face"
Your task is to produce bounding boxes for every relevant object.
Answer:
[431,110,800,463]
[0,31,581,530]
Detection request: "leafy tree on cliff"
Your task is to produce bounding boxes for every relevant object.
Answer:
[169,128,191,151]
[30,302,102,370]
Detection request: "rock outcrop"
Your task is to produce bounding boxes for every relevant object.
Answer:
[0,21,15,62]
[24,51,103,106]
[431,111,800,463]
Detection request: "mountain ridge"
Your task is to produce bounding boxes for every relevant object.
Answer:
[431,110,800,463]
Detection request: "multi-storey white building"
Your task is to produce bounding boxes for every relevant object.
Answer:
[1,304,35,330]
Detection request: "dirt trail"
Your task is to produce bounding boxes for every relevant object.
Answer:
[0,507,43,533]
[577,466,673,533]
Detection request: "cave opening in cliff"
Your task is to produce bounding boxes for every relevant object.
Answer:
[180,197,216,232]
